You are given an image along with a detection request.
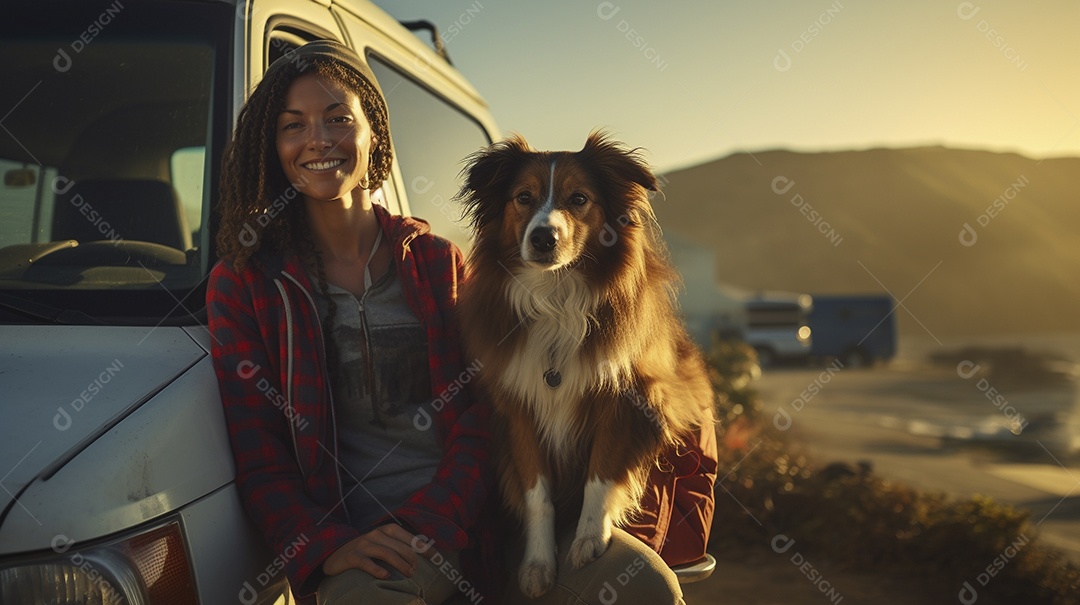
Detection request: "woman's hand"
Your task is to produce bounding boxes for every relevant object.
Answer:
[322,524,420,579]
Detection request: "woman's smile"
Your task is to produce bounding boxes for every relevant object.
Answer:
[304,158,346,172]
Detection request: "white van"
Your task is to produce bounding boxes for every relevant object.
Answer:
[743,292,813,366]
[0,1,496,602]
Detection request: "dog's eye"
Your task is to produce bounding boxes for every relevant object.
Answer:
[570,192,588,206]
[516,192,533,204]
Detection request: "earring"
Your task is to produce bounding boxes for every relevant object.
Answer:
[360,153,377,190]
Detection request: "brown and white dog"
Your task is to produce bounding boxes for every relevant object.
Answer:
[456,133,714,597]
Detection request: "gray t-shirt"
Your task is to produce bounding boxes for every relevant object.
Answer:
[314,264,442,532]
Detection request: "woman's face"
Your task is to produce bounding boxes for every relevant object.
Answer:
[276,72,375,206]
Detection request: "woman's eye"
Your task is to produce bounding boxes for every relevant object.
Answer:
[516,192,532,204]
[330,115,352,124]
[570,192,588,205]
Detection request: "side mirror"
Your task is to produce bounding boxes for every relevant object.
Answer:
[5,169,37,187]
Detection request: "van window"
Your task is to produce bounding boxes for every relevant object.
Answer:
[368,57,491,250]
[267,28,312,65]
[0,2,231,323]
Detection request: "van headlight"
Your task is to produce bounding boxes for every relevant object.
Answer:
[0,520,196,605]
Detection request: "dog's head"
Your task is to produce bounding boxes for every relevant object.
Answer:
[458,132,659,272]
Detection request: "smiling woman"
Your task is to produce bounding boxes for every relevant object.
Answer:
[206,40,500,604]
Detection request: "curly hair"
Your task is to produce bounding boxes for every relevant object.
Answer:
[215,55,393,269]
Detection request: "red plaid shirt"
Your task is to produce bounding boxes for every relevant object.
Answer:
[207,206,497,599]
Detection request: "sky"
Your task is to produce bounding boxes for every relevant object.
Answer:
[374,0,1080,173]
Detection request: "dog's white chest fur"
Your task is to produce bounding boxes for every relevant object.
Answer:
[500,268,616,454]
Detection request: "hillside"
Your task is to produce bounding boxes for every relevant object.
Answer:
[655,146,1080,336]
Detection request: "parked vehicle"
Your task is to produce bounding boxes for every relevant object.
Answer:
[0,2,496,603]
[742,292,813,366]
[807,294,897,366]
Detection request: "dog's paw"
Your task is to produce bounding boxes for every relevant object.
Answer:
[568,532,610,570]
[519,558,556,598]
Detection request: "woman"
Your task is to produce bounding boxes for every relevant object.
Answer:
[208,40,496,604]
[208,39,716,605]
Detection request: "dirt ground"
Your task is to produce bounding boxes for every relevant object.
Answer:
[683,549,960,605]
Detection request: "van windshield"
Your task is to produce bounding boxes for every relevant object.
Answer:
[0,2,231,325]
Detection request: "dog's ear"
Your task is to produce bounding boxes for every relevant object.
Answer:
[580,131,659,193]
[456,134,533,229]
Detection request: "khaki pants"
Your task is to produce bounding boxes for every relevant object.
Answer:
[502,528,685,605]
[317,529,683,605]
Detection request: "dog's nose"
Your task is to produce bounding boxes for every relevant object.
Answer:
[529,227,558,252]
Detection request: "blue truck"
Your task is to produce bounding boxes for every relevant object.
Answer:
[807,295,898,366]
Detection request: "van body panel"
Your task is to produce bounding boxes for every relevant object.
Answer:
[0,326,205,526]
[180,484,290,605]
[0,331,232,554]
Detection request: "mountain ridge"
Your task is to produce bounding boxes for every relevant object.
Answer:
[654,145,1080,336]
